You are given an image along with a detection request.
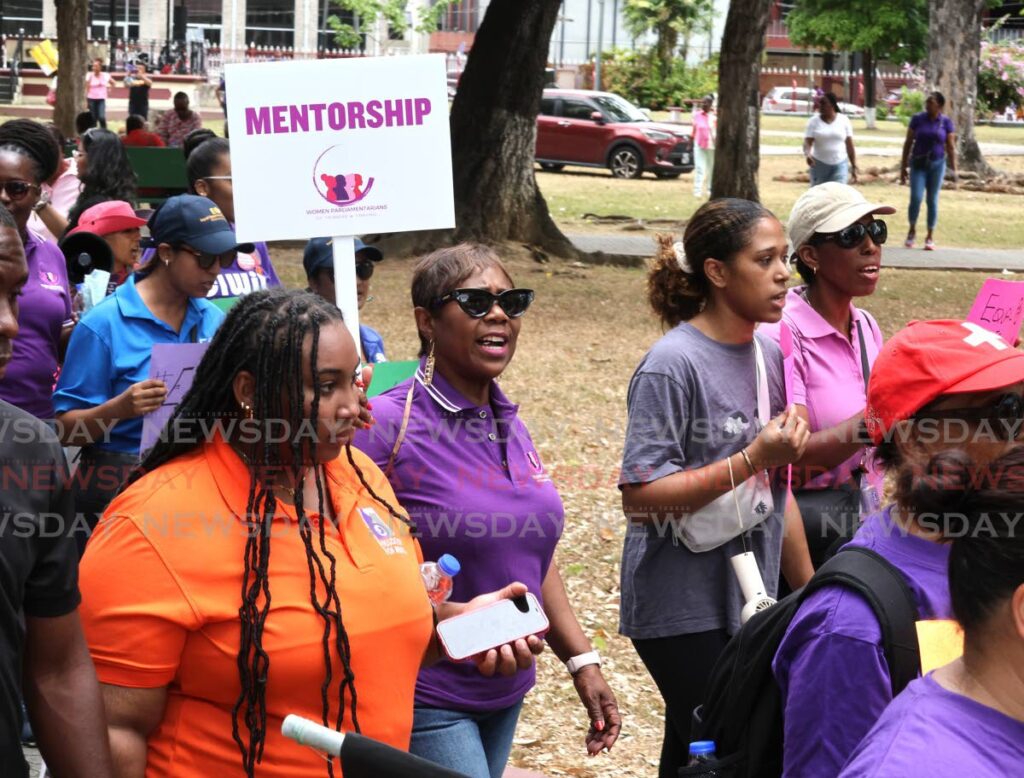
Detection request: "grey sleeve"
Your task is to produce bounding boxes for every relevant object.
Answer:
[619,371,692,487]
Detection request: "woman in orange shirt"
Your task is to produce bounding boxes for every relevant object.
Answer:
[78,288,541,777]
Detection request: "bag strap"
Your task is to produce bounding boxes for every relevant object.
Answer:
[752,337,770,427]
[384,379,417,477]
[855,318,870,388]
[802,546,921,696]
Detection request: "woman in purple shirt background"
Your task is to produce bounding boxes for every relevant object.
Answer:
[841,445,1024,777]
[0,119,73,419]
[761,183,891,571]
[354,244,620,778]
[774,319,1024,777]
[899,91,957,251]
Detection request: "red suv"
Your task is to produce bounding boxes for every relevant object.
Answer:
[536,89,694,179]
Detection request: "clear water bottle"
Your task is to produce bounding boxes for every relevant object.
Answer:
[420,554,460,606]
[688,739,718,766]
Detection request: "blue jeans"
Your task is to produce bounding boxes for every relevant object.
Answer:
[87,98,107,129]
[908,156,946,231]
[409,700,524,778]
[810,158,848,186]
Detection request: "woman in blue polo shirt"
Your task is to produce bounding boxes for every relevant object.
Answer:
[54,194,248,552]
[354,243,621,778]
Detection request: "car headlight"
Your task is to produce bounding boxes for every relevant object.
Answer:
[641,129,673,141]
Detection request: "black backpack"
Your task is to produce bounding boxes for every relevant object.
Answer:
[684,547,921,778]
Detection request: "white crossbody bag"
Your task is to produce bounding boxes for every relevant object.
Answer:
[673,338,775,553]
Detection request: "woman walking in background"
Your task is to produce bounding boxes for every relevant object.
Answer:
[691,95,716,198]
[900,91,957,250]
[804,93,857,186]
[85,59,111,130]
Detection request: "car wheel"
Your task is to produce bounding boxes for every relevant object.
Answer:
[609,146,643,179]
[539,163,565,171]
[654,172,681,179]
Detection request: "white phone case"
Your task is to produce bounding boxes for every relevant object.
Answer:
[436,593,549,661]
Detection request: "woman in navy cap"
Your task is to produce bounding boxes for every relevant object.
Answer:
[304,236,387,362]
[54,193,251,553]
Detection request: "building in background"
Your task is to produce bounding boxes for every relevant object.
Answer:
[0,0,492,55]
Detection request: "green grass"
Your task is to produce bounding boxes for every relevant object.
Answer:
[537,155,1024,250]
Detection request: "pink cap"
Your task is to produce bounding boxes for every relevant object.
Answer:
[66,200,148,237]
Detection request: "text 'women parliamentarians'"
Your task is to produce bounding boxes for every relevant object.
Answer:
[244,98,433,135]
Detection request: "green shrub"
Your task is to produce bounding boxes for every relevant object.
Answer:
[874,102,889,120]
[896,87,925,126]
[586,49,719,110]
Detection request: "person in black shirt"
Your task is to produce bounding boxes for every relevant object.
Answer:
[124,61,153,120]
[0,205,113,777]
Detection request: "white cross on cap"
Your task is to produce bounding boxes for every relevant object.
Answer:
[961,322,1009,351]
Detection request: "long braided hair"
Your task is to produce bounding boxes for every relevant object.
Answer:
[128,288,410,776]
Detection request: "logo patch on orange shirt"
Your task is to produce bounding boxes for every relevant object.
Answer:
[359,506,406,556]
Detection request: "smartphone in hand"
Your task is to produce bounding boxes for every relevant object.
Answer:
[436,593,549,661]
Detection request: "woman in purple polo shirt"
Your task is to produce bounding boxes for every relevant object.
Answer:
[774,319,1024,778]
[0,119,74,420]
[354,243,620,778]
[760,183,891,570]
[840,445,1024,777]
[899,91,957,250]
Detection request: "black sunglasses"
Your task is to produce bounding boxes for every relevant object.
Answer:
[177,244,236,270]
[811,219,888,250]
[915,393,1024,435]
[433,288,535,319]
[356,260,375,281]
[0,180,39,200]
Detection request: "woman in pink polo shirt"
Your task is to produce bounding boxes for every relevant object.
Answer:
[760,182,893,570]
[85,59,112,130]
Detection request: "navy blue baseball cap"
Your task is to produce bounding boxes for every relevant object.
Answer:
[303,237,384,277]
[147,194,254,255]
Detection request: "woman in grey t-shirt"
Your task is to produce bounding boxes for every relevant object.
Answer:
[618,198,813,778]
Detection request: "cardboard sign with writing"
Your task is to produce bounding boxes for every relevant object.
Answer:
[967,279,1024,346]
[140,342,210,454]
[225,55,455,242]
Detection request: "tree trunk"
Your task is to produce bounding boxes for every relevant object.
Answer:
[926,0,992,175]
[448,0,577,256]
[862,49,877,129]
[711,0,773,201]
[55,0,89,138]
[655,23,679,79]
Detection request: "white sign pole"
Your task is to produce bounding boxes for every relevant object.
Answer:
[331,235,362,361]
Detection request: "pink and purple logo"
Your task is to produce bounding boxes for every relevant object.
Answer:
[312,145,375,207]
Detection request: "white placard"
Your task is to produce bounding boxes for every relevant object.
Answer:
[226,55,455,242]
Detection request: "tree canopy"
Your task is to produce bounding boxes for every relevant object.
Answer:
[785,0,929,64]
[622,0,715,74]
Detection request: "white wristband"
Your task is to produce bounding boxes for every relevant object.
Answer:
[565,650,601,675]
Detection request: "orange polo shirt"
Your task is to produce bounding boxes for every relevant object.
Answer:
[79,435,433,777]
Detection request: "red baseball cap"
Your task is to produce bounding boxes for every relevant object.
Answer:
[66,200,148,237]
[866,319,1024,443]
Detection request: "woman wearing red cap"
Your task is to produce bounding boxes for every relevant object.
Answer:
[62,200,147,297]
[773,319,1024,777]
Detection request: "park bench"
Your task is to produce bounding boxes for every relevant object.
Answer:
[125,146,189,205]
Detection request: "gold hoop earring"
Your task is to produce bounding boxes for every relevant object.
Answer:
[423,341,436,386]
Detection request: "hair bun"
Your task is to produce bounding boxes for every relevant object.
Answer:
[907,449,976,516]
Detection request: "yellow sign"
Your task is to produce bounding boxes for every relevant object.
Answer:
[28,40,59,76]
[916,619,965,674]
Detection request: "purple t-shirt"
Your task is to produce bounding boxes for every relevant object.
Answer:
[354,361,564,712]
[772,507,953,778]
[139,241,280,299]
[0,232,72,419]
[909,112,956,161]
[839,674,1024,777]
